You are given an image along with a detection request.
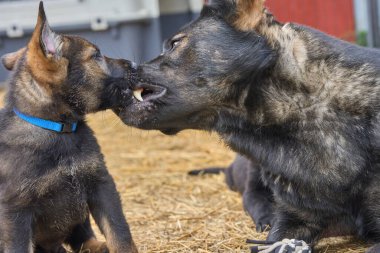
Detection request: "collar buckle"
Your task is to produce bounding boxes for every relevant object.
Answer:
[61,122,78,133]
[61,123,74,133]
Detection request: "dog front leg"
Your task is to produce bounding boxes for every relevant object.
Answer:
[267,209,323,244]
[243,163,275,232]
[88,173,138,253]
[0,209,33,253]
[66,216,108,253]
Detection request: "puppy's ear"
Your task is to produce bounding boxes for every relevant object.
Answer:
[29,1,63,60]
[26,1,68,86]
[1,48,26,71]
[234,0,266,31]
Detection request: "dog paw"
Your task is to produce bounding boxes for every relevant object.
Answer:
[79,239,109,253]
[243,193,275,233]
[92,243,109,253]
[243,202,274,232]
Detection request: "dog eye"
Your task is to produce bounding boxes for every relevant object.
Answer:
[162,36,185,53]
[170,39,181,50]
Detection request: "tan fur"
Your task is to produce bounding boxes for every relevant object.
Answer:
[82,45,97,60]
[250,18,380,127]
[26,11,68,89]
[234,0,266,31]
[0,3,137,252]
[11,14,107,119]
[226,3,377,126]
[100,217,138,253]
[81,238,109,253]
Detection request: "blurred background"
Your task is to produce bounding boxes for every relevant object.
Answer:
[0,0,377,82]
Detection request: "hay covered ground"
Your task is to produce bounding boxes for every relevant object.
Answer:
[0,90,370,252]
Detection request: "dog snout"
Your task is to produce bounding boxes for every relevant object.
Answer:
[105,58,135,80]
[118,59,137,70]
[116,59,138,84]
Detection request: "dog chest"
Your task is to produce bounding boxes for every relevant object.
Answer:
[31,151,104,245]
[260,167,362,214]
[33,181,88,241]
[34,184,87,249]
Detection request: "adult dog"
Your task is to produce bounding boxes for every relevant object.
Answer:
[118,0,380,251]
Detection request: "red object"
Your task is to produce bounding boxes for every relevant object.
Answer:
[266,0,356,41]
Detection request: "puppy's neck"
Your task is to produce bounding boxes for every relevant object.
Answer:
[6,73,81,123]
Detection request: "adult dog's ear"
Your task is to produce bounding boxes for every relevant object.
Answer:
[234,0,266,31]
[204,0,267,31]
[1,48,26,71]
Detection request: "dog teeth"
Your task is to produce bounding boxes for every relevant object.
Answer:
[133,89,144,102]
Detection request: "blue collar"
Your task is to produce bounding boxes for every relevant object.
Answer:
[13,108,78,133]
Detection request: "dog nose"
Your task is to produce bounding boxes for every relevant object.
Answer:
[117,59,137,70]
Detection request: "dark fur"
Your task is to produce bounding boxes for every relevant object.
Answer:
[118,0,380,251]
[0,3,137,253]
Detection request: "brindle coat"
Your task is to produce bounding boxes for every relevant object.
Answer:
[118,0,380,251]
[0,2,137,253]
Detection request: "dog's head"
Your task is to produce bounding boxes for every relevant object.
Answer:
[117,0,277,134]
[2,2,136,118]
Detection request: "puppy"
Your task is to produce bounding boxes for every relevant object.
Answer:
[0,2,137,253]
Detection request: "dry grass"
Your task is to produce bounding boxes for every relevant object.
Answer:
[0,89,370,252]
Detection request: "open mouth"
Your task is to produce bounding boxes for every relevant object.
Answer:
[132,83,167,102]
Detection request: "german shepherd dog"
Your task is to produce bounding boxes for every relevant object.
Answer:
[0,3,137,253]
[118,0,380,251]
